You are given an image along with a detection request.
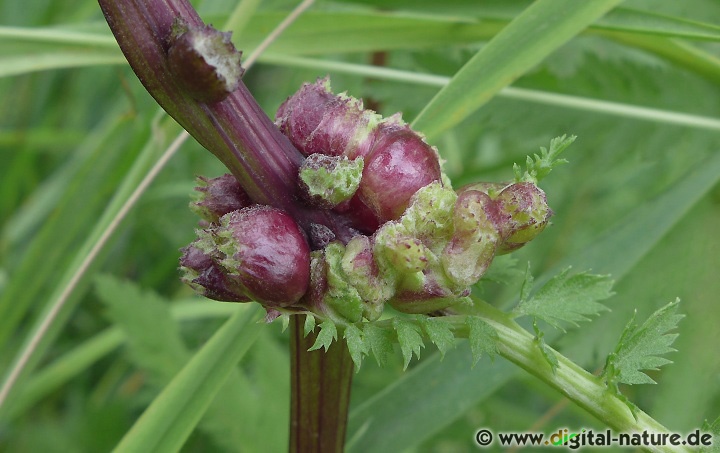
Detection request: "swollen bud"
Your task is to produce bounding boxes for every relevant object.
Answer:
[359,123,442,222]
[179,242,250,302]
[191,174,251,224]
[276,77,380,158]
[441,189,502,287]
[495,182,552,254]
[187,206,311,307]
[389,267,469,314]
[167,20,244,104]
[277,77,444,225]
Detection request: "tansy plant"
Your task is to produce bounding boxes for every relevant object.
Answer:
[1,0,719,452]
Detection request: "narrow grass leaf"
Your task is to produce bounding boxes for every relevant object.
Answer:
[412,0,624,140]
[9,301,236,420]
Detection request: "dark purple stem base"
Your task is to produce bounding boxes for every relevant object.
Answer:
[290,315,354,453]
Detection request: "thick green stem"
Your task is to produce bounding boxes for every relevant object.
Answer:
[457,301,693,453]
[290,314,353,453]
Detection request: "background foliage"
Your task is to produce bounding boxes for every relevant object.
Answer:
[1,0,719,451]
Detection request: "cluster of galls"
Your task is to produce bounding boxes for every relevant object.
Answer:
[180,78,551,323]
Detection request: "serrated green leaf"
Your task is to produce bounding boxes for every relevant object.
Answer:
[418,317,456,357]
[513,268,613,330]
[604,299,683,386]
[343,324,368,370]
[393,318,424,370]
[533,321,558,372]
[465,316,498,366]
[303,314,316,337]
[308,320,338,352]
[95,275,188,385]
[363,324,394,367]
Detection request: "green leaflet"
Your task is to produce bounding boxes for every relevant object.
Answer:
[513,267,614,330]
[393,318,424,370]
[603,299,684,387]
[343,324,368,369]
[513,135,574,184]
[309,320,338,352]
[465,316,499,366]
[417,316,456,358]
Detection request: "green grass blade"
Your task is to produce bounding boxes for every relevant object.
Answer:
[596,7,720,41]
[340,1,720,42]
[0,117,183,414]
[0,113,153,350]
[0,53,124,78]
[411,0,624,140]
[113,305,263,453]
[5,8,720,85]
[347,150,720,451]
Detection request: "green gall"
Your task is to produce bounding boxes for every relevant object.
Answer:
[321,242,365,323]
[341,235,394,320]
[298,154,364,209]
[390,267,469,314]
[441,189,502,287]
[495,182,552,254]
[399,182,457,252]
[373,222,430,274]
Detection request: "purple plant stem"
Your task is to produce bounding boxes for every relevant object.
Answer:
[290,315,353,453]
[98,0,356,242]
[99,1,356,450]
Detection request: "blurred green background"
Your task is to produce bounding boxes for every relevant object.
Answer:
[1,0,719,451]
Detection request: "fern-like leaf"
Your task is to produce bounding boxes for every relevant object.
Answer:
[602,299,683,387]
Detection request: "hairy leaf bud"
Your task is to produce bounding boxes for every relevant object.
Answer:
[495,182,552,254]
[191,174,251,224]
